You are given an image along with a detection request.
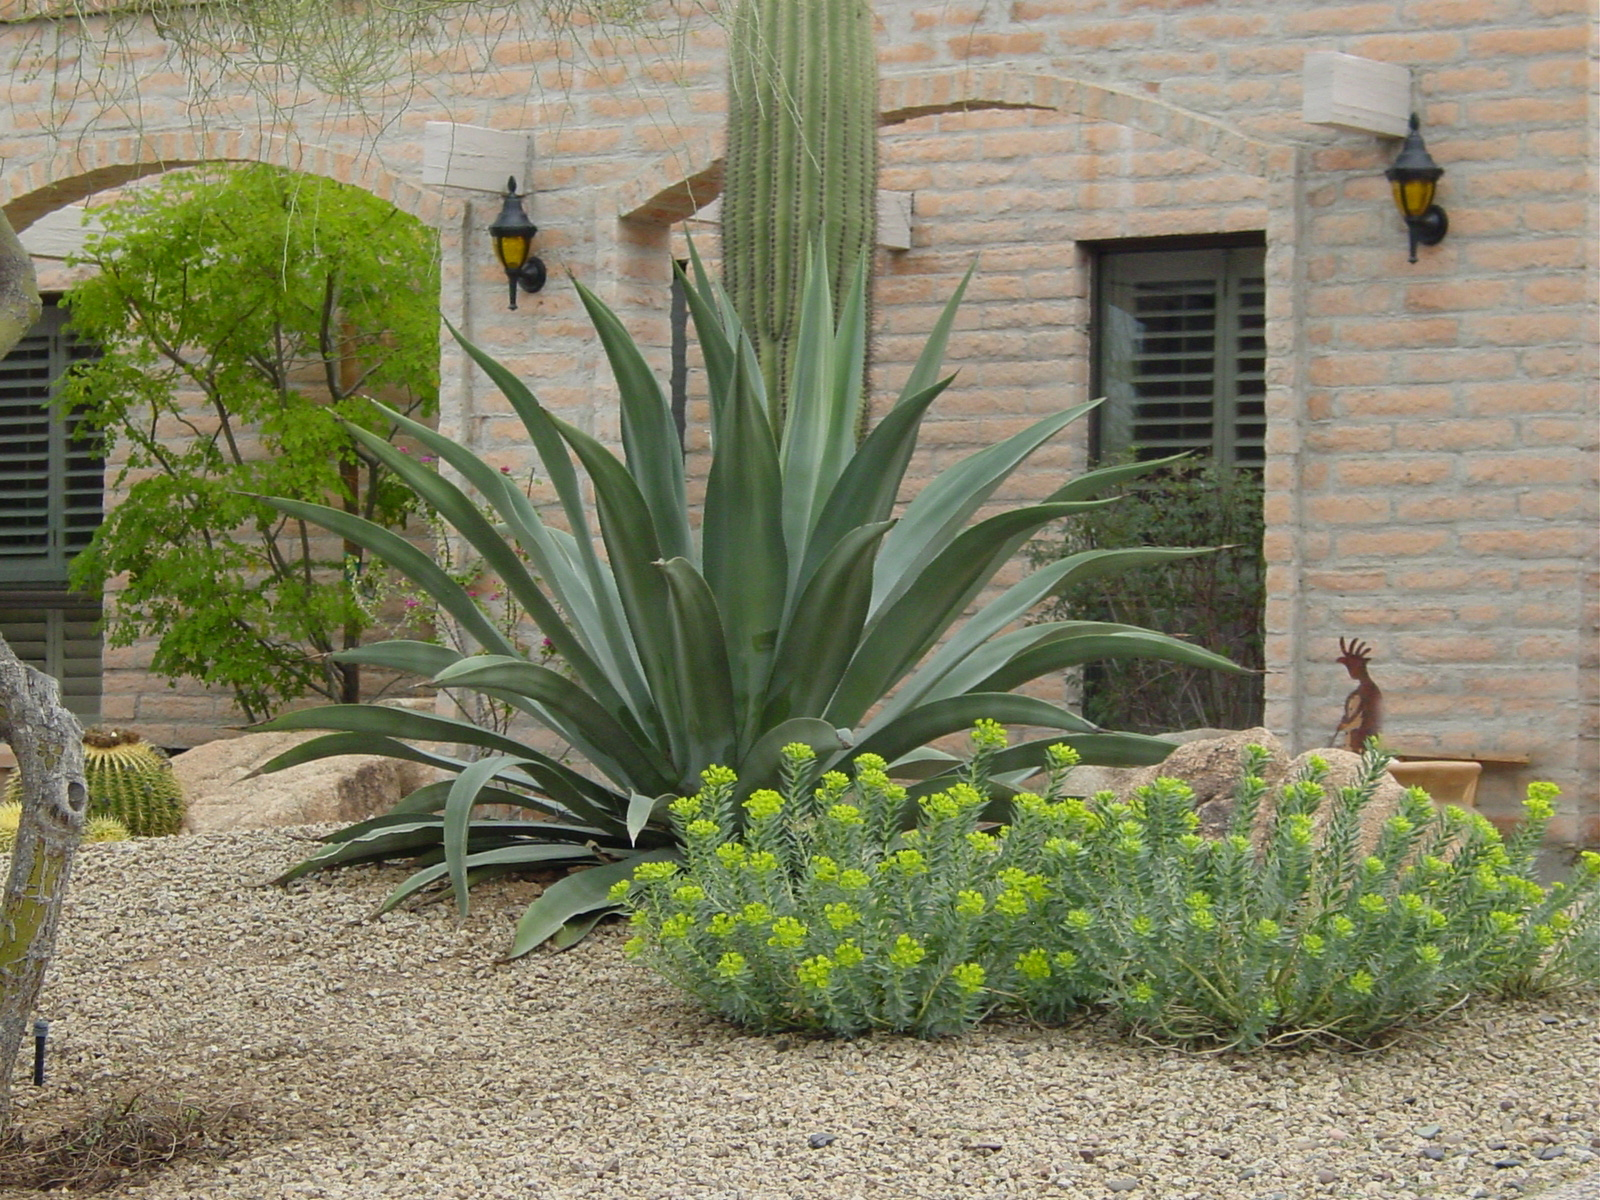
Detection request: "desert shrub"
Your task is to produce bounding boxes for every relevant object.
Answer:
[1019,748,1600,1047]
[617,730,1600,1048]
[613,726,1083,1038]
[1026,461,1264,733]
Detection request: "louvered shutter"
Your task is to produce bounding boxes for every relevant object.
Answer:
[0,302,103,721]
[0,304,102,582]
[0,597,102,722]
[1096,246,1266,469]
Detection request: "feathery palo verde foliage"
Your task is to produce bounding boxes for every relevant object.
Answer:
[261,252,1243,955]
[618,730,1600,1047]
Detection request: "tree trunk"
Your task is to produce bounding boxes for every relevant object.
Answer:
[0,633,87,1120]
[0,214,42,359]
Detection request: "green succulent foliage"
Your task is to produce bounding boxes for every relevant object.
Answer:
[619,731,1600,1048]
[1,728,183,837]
[60,163,440,722]
[260,251,1242,954]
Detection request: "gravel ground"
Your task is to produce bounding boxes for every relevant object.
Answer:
[6,827,1598,1200]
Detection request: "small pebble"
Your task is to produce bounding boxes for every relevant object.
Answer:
[1415,1124,1442,1139]
[1492,1157,1524,1169]
[1536,1147,1563,1160]
[1421,1146,1447,1161]
[807,1133,836,1149]
[1106,1179,1138,1192]
[1314,1169,1338,1183]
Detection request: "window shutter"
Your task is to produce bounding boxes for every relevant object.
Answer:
[0,597,102,722]
[1096,245,1266,469]
[0,304,102,583]
[0,302,104,722]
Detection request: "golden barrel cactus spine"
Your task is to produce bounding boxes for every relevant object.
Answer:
[3,728,185,837]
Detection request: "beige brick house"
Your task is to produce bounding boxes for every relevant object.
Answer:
[0,1,1594,849]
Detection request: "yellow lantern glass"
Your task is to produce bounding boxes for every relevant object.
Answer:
[494,233,531,273]
[1390,176,1436,222]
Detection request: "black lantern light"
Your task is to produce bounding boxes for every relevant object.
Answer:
[1385,114,1447,264]
[488,176,547,309]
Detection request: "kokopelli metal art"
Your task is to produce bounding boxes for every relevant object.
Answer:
[1331,637,1383,753]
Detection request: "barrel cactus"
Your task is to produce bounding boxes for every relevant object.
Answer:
[0,803,129,850]
[3,727,185,837]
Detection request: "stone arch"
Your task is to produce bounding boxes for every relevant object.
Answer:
[1,128,444,231]
[615,65,1296,226]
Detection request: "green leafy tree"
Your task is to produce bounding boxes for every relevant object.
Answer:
[61,164,440,721]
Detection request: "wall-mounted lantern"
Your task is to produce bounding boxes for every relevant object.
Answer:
[487,176,547,309]
[1386,114,1448,263]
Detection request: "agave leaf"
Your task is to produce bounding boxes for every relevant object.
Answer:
[377,842,603,916]
[248,731,471,780]
[678,246,740,430]
[657,557,739,772]
[796,375,951,591]
[829,501,1106,729]
[549,912,608,950]
[331,639,464,678]
[252,495,517,658]
[360,397,652,718]
[572,276,691,563]
[447,321,597,554]
[625,792,672,846]
[894,263,974,407]
[700,343,786,747]
[763,520,893,725]
[449,325,656,722]
[546,411,684,759]
[1049,450,1192,502]
[431,656,675,795]
[443,754,523,916]
[853,692,1100,768]
[869,400,1102,614]
[780,247,867,560]
[256,704,536,760]
[879,548,1217,726]
[272,819,451,883]
[735,718,850,803]
[974,629,1250,694]
[507,850,681,958]
[339,419,628,714]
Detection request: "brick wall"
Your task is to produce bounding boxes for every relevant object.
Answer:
[1,1,1594,846]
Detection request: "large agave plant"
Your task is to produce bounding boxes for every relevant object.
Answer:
[259,251,1242,954]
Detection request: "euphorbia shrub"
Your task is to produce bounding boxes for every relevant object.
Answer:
[616,730,1600,1048]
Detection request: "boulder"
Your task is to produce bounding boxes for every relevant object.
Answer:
[1084,730,1418,854]
[174,729,437,833]
[1115,727,1290,838]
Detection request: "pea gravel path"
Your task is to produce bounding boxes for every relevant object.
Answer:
[10,827,1599,1200]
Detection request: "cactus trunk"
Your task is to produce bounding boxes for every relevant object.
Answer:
[722,0,878,424]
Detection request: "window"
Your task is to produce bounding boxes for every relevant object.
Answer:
[0,300,104,719]
[1094,241,1265,470]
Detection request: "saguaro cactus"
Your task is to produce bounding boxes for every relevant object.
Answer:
[722,0,878,420]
